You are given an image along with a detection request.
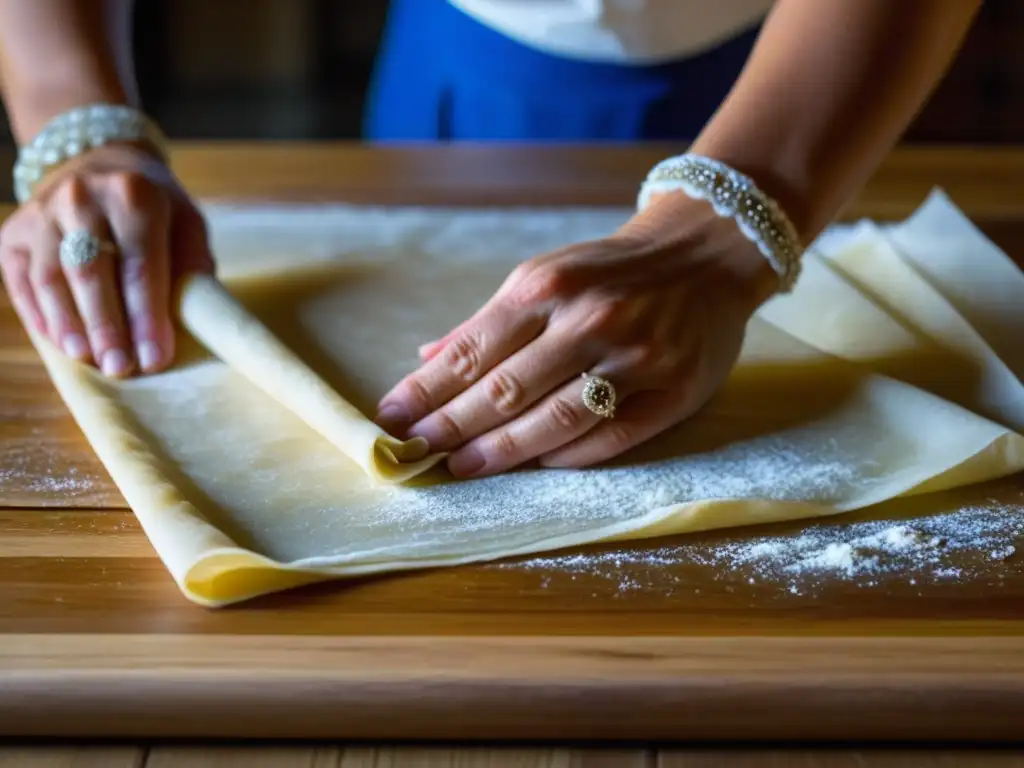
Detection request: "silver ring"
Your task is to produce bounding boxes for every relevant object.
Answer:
[59,229,115,269]
[581,373,617,418]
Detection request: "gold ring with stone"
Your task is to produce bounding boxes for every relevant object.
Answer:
[581,373,616,419]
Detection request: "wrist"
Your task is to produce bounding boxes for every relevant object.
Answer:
[635,153,803,296]
[13,103,169,204]
[34,141,171,193]
[9,85,135,145]
[621,191,781,315]
[688,140,816,240]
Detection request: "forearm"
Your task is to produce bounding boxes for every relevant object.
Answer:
[690,0,981,241]
[0,0,137,144]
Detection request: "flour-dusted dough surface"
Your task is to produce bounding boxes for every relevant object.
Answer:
[28,196,1024,605]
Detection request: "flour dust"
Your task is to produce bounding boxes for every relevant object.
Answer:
[0,444,97,497]
[495,496,1024,597]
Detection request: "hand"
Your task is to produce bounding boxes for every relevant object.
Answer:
[375,193,779,478]
[0,142,213,377]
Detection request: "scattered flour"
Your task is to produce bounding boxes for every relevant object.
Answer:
[0,450,96,496]
[496,499,1024,596]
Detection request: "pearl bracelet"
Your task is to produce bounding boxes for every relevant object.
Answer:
[636,154,804,293]
[13,103,170,204]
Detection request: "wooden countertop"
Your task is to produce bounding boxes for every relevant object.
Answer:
[2,143,1024,742]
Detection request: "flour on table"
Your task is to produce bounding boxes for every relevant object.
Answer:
[781,524,943,577]
[0,449,96,496]
[498,498,1024,596]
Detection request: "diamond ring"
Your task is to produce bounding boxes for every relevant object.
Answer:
[581,373,616,418]
[59,229,115,269]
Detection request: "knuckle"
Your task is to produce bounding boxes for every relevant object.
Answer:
[58,175,92,209]
[603,422,636,451]
[505,260,540,288]
[549,396,585,431]
[430,410,464,445]
[400,376,435,414]
[84,318,124,348]
[0,212,27,245]
[30,262,65,292]
[490,430,520,461]
[120,251,153,284]
[511,262,573,305]
[485,370,526,415]
[579,295,629,339]
[107,171,162,210]
[2,204,43,245]
[2,273,32,305]
[443,331,485,382]
[630,341,670,375]
[0,245,30,273]
[69,257,106,281]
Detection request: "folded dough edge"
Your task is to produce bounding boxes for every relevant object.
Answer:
[177,274,444,483]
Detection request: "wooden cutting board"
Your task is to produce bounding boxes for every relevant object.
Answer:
[2,144,1024,742]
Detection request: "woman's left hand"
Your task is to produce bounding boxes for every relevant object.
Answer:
[375,194,779,478]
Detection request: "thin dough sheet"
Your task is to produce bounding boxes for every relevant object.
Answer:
[27,197,1024,605]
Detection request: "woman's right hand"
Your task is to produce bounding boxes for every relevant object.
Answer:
[0,142,214,377]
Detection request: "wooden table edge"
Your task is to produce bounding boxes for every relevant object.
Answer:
[1,634,1024,740]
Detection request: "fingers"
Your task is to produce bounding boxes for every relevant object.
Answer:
[0,244,46,337]
[540,387,695,469]
[446,371,631,478]
[104,173,174,373]
[375,301,547,435]
[51,180,133,377]
[27,220,91,361]
[406,327,599,453]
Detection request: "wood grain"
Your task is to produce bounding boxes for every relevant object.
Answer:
[2,146,1024,741]
[658,754,1024,767]
[0,747,144,767]
[145,747,649,767]
[5,747,1024,767]
[3,634,1024,740]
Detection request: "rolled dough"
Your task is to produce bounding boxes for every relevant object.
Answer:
[26,193,1024,605]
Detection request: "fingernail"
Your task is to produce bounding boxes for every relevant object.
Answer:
[376,403,411,434]
[137,341,162,372]
[101,349,132,378]
[448,446,485,477]
[62,334,89,360]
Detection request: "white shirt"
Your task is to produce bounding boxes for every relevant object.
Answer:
[448,0,773,64]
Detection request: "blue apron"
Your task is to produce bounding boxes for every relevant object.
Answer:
[364,0,760,142]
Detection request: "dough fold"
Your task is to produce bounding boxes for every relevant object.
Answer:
[177,274,442,482]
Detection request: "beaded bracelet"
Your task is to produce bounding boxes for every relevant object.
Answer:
[636,154,804,293]
[13,103,169,204]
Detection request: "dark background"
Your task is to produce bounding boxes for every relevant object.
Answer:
[4,0,1024,143]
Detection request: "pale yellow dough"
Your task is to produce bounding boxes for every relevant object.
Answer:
[27,191,1024,605]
